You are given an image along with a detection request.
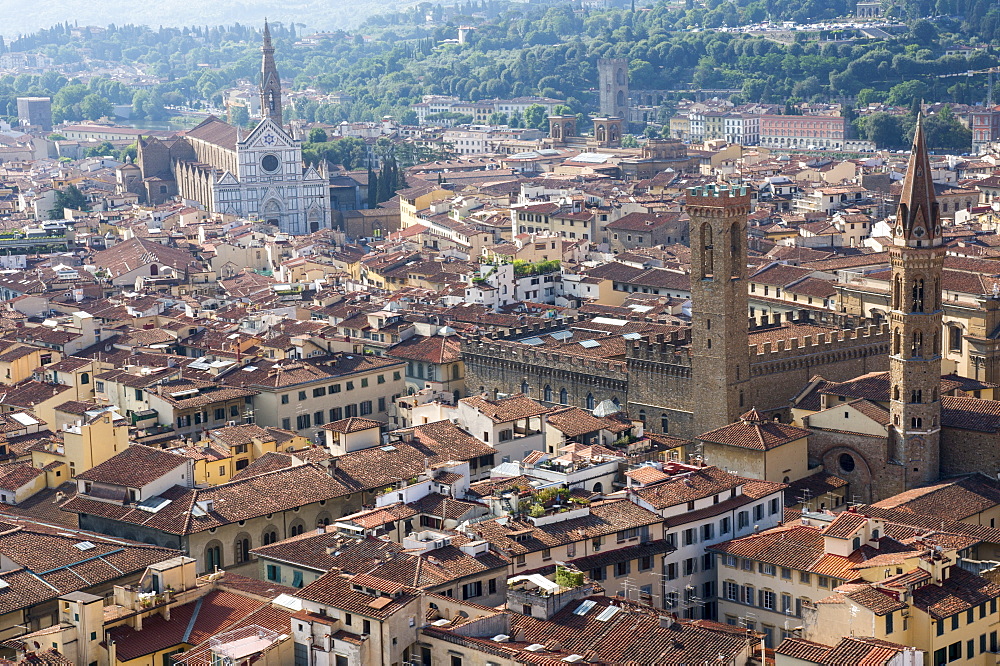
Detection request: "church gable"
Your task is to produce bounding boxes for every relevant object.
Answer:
[303,165,322,181]
[808,399,889,437]
[217,171,239,186]
[241,117,295,150]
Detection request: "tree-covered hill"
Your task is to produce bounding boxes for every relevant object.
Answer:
[0,0,998,139]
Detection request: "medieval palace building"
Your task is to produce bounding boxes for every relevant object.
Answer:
[462,117,992,502]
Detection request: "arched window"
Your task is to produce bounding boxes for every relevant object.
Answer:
[949,325,963,353]
[452,365,460,381]
[559,388,568,404]
[661,414,669,433]
[262,529,278,545]
[911,331,923,357]
[205,543,222,573]
[521,381,529,395]
[234,536,250,564]
[893,276,901,310]
[586,393,595,410]
[289,521,305,537]
[701,223,714,279]
[638,410,646,423]
[593,482,604,494]
[852,537,861,550]
[872,529,880,540]
[730,222,742,277]
[80,372,89,385]
[911,278,924,312]
[544,385,553,402]
[893,328,901,355]
[149,264,159,277]
[893,386,900,401]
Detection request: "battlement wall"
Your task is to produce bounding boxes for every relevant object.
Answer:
[750,322,890,366]
[462,336,627,374]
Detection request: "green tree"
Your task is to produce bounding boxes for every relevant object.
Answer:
[621,134,639,148]
[229,106,250,127]
[84,140,116,157]
[48,185,89,219]
[118,142,138,162]
[523,104,548,131]
[308,127,328,143]
[80,93,112,120]
[887,80,929,108]
[367,164,378,209]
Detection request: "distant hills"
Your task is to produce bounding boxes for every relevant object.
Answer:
[1,0,418,41]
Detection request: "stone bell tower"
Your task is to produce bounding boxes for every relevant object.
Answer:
[888,115,944,490]
[688,183,752,437]
[260,20,283,126]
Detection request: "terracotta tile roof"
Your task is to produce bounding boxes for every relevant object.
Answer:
[824,636,911,666]
[468,499,662,556]
[205,424,276,447]
[217,355,403,390]
[0,381,72,409]
[106,589,264,662]
[75,445,189,487]
[709,524,849,574]
[340,502,417,529]
[0,518,179,617]
[426,595,756,665]
[459,393,551,423]
[90,237,199,278]
[294,569,419,618]
[407,492,485,521]
[941,395,1000,432]
[750,263,815,287]
[0,463,43,492]
[625,466,671,485]
[321,417,382,434]
[823,511,870,539]
[545,407,612,438]
[63,463,357,535]
[869,473,1000,521]
[837,583,908,616]
[776,636,834,662]
[910,566,1000,620]
[784,471,848,507]
[386,334,462,364]
[699,408,810,450]
[631,466,744,510]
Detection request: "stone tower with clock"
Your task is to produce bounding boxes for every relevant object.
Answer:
[887,115,945,490]
[133,23,329,235]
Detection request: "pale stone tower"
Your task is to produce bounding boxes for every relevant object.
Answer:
[888,115,944,489]
[597,57,628,119]
[688,183,752,437]
[260,21,283,126]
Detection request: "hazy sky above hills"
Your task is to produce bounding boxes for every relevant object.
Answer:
[2,0,402,42]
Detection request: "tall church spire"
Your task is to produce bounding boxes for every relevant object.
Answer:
[888,114,944,492]
[260,20,282,126]
[894,115,940,248]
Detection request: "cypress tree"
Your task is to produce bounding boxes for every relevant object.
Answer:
[377,167,391,203]
[367,164,378,209]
